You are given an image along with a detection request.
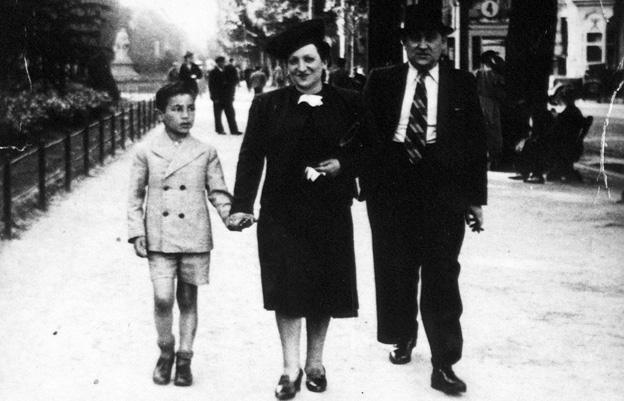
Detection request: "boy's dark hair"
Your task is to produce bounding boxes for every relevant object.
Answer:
[155,82,196,112]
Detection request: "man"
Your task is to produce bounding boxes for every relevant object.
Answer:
[178,51,203,95]
[208,56,242,135]
[329,57,353,90]
[272,64,285,88]
[361,4,487,395]
[249,66,267,95]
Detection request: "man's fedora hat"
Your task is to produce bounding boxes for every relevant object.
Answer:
[401,4,454,36]
[265,19,329,60]
[184,51,194,58]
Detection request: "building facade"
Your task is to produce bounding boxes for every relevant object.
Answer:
[442,0,622,80]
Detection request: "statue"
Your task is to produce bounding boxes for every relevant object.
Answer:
[111,28,139,80]
[113,28,133,64]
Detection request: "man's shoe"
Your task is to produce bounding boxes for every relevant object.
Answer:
[216,131,226,135]
[275,369,303,400]
[305,366,327,393]
[524,175,545,184]
[231,131,243,135]
[431,366,467,395]
[152,340,175,385]
[389,337,416,364]
[173,351,193,386]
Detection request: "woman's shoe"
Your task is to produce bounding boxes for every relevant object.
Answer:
[152,340,175,385]
[173,351,193,386]
[275,369,303,400]
[305,366,327,393]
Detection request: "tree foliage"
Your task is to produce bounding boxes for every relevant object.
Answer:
[0,0,117,91]
[218,0,309,64]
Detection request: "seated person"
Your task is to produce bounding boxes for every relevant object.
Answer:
[545,87,586,181]
[512,108,555,184]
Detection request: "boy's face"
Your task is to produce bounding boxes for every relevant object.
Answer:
[161,94,195,136]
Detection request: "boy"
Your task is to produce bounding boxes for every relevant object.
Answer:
[127,82,232,386]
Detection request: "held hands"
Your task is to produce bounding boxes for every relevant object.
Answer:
[226,212,256,232]
[133,236,148,258]
[313,158,341,178]
[465,205,484,233]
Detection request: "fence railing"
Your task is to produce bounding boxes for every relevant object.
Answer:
[1,99,158,239]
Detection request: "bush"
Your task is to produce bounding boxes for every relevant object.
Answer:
[0,83,112,145]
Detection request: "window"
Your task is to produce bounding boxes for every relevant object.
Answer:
[587,32,602,43]
[586,32,604,63]
[586,46,602,62]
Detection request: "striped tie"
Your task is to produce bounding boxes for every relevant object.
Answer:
[404,73,427,164]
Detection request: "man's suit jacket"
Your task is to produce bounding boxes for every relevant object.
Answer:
[127,128,232,253]
[208,68,230,102]
[362,62,487,211]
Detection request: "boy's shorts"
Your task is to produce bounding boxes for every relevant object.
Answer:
[147,252,211,286]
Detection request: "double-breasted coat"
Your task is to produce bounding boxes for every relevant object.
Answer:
[127,128,232,253]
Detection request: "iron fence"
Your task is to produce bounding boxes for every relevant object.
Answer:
[1,99,158,239]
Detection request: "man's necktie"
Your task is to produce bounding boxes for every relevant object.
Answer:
[404,73,427,164]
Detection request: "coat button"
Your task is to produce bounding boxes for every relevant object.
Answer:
[163,211,169,217]
[178,213,185,218]
[163,186,170,191]
[180,185,186,190]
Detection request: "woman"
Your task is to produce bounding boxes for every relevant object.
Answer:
[227,20,364,400]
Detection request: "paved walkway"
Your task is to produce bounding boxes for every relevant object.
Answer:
[1,90,623,401]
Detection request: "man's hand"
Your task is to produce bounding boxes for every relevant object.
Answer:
[226,212,256,231]
[133,236,148,258]
[314,158,341,178]
[465,206,484,233]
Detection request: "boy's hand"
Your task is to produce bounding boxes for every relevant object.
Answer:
[226,213,255,231]
[133,236,148,258]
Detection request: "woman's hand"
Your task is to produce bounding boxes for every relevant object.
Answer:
[314,158,341,178]
[133,236,148,258]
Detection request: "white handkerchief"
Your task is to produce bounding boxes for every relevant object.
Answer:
[305,167,325,182]
[298,94,323,107]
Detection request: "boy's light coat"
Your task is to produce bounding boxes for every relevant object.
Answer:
[128,128,231,252]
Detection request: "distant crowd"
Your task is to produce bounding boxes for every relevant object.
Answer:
[164,50,370,138]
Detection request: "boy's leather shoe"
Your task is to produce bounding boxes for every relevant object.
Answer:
[173,351,193,386]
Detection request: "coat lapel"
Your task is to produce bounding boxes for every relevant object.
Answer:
[164,135,207,178]
[436,62,451,143]
[389,64,410,139]
[151,128,176,162]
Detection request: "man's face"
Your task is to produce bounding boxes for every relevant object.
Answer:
[160,94,195,136]
[402,30,443,70]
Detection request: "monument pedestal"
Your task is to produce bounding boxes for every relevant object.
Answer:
[111,63,140,81]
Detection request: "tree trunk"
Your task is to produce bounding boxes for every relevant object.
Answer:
[367,1,403,69]
[504,0,557,150]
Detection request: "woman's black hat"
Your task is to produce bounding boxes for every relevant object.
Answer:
[265,19,327,60]
[401,4,454,37]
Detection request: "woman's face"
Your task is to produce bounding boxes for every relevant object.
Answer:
[287,43,326,94]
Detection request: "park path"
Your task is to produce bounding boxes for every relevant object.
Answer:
[1,89,623,401]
